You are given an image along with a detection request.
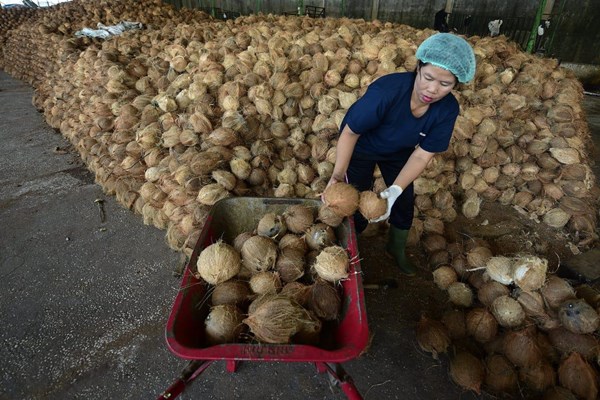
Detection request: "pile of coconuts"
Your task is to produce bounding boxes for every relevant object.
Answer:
[195,201,354,345]
[417,243,600,398]
[0,0,596,260]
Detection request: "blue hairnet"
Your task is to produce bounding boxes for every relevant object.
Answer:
[415,33,476,83]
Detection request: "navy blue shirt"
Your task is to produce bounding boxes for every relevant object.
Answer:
[340,72,459,160]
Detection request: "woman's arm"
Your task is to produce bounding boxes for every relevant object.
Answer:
[327,124,360,186]
[393,146,435,190]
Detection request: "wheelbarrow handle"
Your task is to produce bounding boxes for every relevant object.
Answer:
[157,379,186,400]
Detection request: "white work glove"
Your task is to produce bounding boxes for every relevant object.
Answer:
[371,185,403,223]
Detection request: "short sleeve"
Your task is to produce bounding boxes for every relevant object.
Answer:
[419,97,459,153]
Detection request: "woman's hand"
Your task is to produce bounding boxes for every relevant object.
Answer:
[322,174,345,201]
[371,185,403,222]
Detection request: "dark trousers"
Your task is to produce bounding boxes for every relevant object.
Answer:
[347,151,415,233]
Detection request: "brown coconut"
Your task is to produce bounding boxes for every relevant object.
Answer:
[450,351,485,395]
[512,255,548,291]
[283,204,315,234]
[205,304,244,345]
[196,241,241,285]
[441,309,467,339]
[241,236,278,273]
[249,271,282,295]
[558,352,599,400]
[305,223,336,251]
[432,266,458,290]
[233,231,253,253]
[358,190,387,221]
[484,354,518,394]
[416,315,451,359]
[558,299,600,334]
[318,205,345,227]
[280,281,311,306]
[448,282,474,308]
[503,327,543,368]
[243,296,307,344]
[492,295,526,328]
[312,245,349,283]
[466,307,498,343]
[293,311,323,345]
[257,213,287,240]
[275,248,306,283]
[519,362,556,392]
[211,280,251,307]
[548,328,600,361]
[542,386,578,400]
[483,256,514,285]
[477,281,510,307]
[278,234,307,253]
[322,182,359,217]
[466,246,493,269]
[307,279,342,321]
[515,289,547,317]
[541,275,576,310]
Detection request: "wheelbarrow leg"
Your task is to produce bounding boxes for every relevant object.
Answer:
[226,360,238,372]
[157,360,213,400]
[317,362,363,400]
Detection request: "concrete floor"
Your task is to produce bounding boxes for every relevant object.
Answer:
[1,70,599,400]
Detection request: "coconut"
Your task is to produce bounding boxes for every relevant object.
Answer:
[462,194,482,219]
[512,255,548,291]
[542,386,578,400]
[293,310,323,345]
[358,191,387,221]
[283,204,314,234]
[280,281,311,306]
[543,208,571,228]
[196,241,241,285]
[448,282,474,308]
[515,289,546,317]
[243,295,307,344]
[466,246,493,268]
[477,281,510,307]
[541,276,576,310]
[483,256,514,285]
[503,327,543,368]
[416,315,451,359]
[307,279,341,321]
[312,245,349,282]
[197,183,230,206]
[484,354,518,394]
[492,295,526,328]
[205,304,244,345]
[576,285,600,309]
[257,213,287,240]
[305,223,336,250]
[318,204,345,227]
[275,247,305,283]
[548,328,600,360]
[233,231,253,253]
[519,362,556,392]
[211,280,251,307]
[241,236,278,273]
[441,309,467,339]
[466,307,498,343]
[278,234,307,253]
[449,351,485,395]
[558,299,600,334]
[432,266,458,290]
[558,352,599,400]
[322,182,359,217]
[250,271,282,295]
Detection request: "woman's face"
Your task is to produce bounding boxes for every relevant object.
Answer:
[413,64,457,105]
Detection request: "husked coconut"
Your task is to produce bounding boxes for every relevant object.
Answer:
[257,212,287,239]
[312,245,349,282]
[512,255,548,291]
[283,204,314,233]
[241,236,278,273]
[196,241,241,285]
[322,182,359,217]
[205,304,244,345]
[416,315,451,359]
[558,299,600,334]
[358,190,387,221]
[492,295,526,328]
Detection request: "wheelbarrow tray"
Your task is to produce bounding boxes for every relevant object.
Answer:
[165,197,369,363]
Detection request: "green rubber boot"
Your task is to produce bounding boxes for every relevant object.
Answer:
[385,227,417,276]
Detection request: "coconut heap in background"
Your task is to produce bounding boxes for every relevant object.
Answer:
[1,0,599,397]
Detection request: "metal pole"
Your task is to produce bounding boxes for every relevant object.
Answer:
[545,0,565,55]
[526,0,547,53]
[297,0,304,15]
[370,0,379,21]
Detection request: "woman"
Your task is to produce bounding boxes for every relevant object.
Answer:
[326,33,476,276]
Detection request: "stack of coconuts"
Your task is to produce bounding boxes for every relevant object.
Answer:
[3,1,592,258]
[418,246,600,399]
[0,5,38,48]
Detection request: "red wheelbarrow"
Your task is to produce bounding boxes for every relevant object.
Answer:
[158,197,369,399]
